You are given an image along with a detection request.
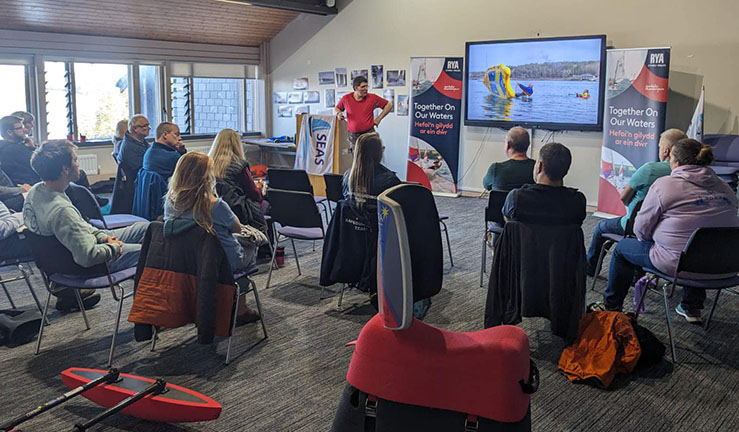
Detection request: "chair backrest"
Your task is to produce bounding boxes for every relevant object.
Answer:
[267,188,323,229]
[23,230,108,277]
[267,168,314,194]
[704,134,739,164]
[66,182,105,224]
[624,200,644,237]
[677,227,739,276]
[376,184,443,330]
[324,173,344,202]
[485,190,509,225]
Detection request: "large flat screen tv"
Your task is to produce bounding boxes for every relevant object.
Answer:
[464,35,606,131]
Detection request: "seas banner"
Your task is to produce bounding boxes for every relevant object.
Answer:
[596,48,670,217]
[294,114,335,175]
[407,57,463,195]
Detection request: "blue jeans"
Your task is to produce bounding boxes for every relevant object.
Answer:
[106,222,149,273]
[586,217,624,272]
[604,238,706,313]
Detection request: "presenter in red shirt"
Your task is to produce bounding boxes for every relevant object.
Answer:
[334,76,393,150]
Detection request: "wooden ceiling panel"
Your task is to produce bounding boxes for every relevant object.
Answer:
[0,0,298,46]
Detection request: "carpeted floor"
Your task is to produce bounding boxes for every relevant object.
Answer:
[0,195,737,431]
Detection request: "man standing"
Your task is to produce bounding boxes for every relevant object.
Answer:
[482,126,535,191]
[24,140,149,311]
[111,115,150,214]
[335,76,393,150]
[0,115,40,186]
[585,128,686,275]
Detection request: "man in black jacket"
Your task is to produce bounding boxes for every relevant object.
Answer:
[0,115,40,186]
[111,115,150,214]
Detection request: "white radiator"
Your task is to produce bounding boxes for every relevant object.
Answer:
[78,154,99,175]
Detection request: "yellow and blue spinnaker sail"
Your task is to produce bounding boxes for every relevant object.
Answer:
[483,64,515,99]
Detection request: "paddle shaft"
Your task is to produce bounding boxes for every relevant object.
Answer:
[1,369,120,431]
[72,379,166,431]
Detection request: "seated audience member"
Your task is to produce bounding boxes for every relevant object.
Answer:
[208,129,265,229]
[482,126,535,191]
[111,115,150,214]
[598,139,739,322]
[164,152,260,323]
[0,115,40,186]
[0,162,29,212]
[111,119,129,162]
[502,142,586,225]
[11,111,36,148]
[0,200,31,261]
[23,140,149,311]
[342,132,401,208]
[586,129,686,275]
[132,122,185,220]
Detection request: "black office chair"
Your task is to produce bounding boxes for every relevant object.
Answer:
[590,200,644,290]
[641,226,739,363]
[480,190,508,287]
[66,182,147,230]
[25,231,135,367]
[267,168,329,222]
[265,188,326,291]
[323,173,345,216]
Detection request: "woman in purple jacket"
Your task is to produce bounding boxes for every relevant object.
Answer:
[600,139,739,323]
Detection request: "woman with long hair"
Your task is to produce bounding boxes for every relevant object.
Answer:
[342,132,400,207]
[598,139,738,322]
[164,152,260,323]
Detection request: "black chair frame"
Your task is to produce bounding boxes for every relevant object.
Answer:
[590,200,644,290]
[480,190,508,287]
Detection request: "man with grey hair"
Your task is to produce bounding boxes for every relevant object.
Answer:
[586,128,688,275]
[111,114,150,214]
[11,111,35,148]
[482,126,535,191]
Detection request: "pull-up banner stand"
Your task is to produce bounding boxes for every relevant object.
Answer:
[407,57,463,196]
[596,47,670,217]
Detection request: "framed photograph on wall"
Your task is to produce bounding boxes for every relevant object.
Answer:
[351,69,369,83]
[382,89,395,112]
[387,70,406,87]
[304,90,320,103]
[296,105,310,115]
[335,68,347,87]
[371,65,384,88]
[288,91,303,104]
[396,94,409,116]
[278,105,293,118]
[293,77,309,90]
[318,71,335,85]
[274,92,287,103]
[325,89,336,108]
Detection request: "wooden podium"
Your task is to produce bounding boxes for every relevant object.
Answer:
[295,113,352,196]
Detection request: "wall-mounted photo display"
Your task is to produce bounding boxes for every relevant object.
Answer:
[296,105,310,115]
[351,69,369,83]
[274,92,288,103]
[293,77,309,90]
[386,70,406,87]
[335,68,347,87]
[278,105,293,118]
[325,89,336,108]
[396,94,409,116]
[371,65,384,89]
[288,92,303,104]
[382,89,395,112]
[304,90,320,104]
[318,71,335,85]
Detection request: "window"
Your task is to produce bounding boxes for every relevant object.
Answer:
[171,76,191,134]
[0,64,28,116]
[139,65,162,137]
[45,61,71,140]
[193,78,245,134]
[74,63,129,141]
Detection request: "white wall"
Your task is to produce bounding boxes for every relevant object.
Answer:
[269,0,739,205]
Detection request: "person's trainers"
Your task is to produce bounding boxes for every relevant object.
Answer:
[675,304,702,324]
[55,290,101,312]
[236,305,261,326]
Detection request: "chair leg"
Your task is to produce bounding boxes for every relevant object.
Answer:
[249,278,267,339]
[107,286,125,368]
[480,233,487,287]
[74,289,91,330]
[337,283,346,310]
[150,326,158,352]
[19,265,46,321]
[440,220,453,267]
[34,292,52,355]
[633,275,656,321]
[265,234,280,290]
[590,240,612,291]
[662,282,678,363]
[1,282,16,308]
[290,238,301,275]
[313,240,316,252]
[704,289,722,331]
[225,283,241,365]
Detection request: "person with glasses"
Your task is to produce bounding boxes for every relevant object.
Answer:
[111,114,150,214]
[10,111,36,149]
[0,115,41,186]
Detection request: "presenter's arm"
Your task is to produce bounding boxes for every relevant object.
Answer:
[374,102,393,126]
[334,106,346,121]
[620,184,635,205]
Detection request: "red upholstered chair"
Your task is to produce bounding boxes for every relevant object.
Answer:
[331,184,538,432]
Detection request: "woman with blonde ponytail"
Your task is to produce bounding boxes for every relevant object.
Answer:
[599,138,739,323]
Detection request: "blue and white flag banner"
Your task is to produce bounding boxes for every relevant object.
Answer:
[686,86,704,141]
[294,114,336,175]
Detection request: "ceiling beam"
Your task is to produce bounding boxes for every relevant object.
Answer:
[221,0,338,15]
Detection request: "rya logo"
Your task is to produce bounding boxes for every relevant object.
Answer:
[649,53,664,64]
[446,60,460,71]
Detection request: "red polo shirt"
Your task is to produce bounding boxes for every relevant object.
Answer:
[336,93,389,133]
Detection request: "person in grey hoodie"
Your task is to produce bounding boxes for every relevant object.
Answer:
[23,140,149,311]
[601,139,739,323]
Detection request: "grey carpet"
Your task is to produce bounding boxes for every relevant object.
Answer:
[0,195,737,431]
